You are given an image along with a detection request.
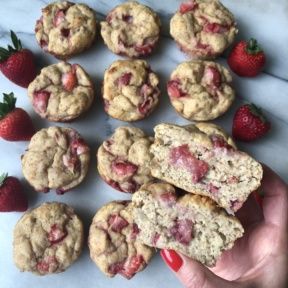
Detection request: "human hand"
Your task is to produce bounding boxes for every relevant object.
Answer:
[160,165,288,288]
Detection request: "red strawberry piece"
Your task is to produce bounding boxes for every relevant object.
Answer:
[121,255,144,279]
[0,31,37,88]
[232,104,271,141]
[62,68,77,92]
[104,178,123,192]
[108,214,129,232]
[135,43,154,55]
[227,176,239,184]
[108,261,125,275]
[170,145,209,183]
[195,41,210,50]
[33,90,50,114]
[122,14,133,23]
[140,83,152,96]
[63,153,79,173]
[211,135,234,150]
[170,219,194,245]
[70,138,89,155]
[152,233,160,246]
[40,39,48,51]
[130,223,140,240]
[159,192,177,207]
[48,224,67,244]
[228,38,266,77]
[0,93,35,141]
[139,83,156,115]
[230,199,243,212]
[53,10,65,27]
[37,256,58,273]
[207,183,219,194]
[116,72,132,87]
[138,96,153,115]
[120,180,138,193]
[167,80,186,98]
[0,174,28,212]
[202,66,221,89]
[56,187,69,195]
[111,160,138,177]
[203,23,229,34]
[179,1,198,14]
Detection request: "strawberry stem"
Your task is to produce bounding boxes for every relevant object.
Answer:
[246,38,262,55]
[0,173,8,187]
[0,92,17,118]
[0,30,22,62]
[249,103,267,123]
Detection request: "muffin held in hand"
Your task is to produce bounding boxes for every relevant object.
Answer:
[21,126,90,194]
[35,1,97,59]
[132,182,244,266]
[13,202,84,275]
[103,60,160,122]
[170,0,237,59]
[101,1,161,58]
[88,200,154,279]
[149,123,263,212]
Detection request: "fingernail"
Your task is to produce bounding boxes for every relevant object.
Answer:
[160,249,183,272]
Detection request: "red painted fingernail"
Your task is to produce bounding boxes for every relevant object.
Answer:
[160,249,183,272]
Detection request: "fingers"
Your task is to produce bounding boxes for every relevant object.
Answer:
[160,249,241,288]
[261,165,288,228]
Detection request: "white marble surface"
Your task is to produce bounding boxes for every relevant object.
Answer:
[0,1,287,288]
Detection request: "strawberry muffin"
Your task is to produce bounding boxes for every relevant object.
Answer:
[97,126,154,193]
[132,183,244,266]
[103,60,160,121]
[35,1,96,59]
[88,201,154,279]
[28,62,94,122]
[167,60,235,121]
[13,202,84,275]
[149,123,263,212]
[170,0,237,59]
[21,127,90,194]
[101,1,161,58]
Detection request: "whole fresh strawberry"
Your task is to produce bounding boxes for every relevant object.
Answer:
[0,173,28,212]
[232,104,271,141]
[227,38,266,77]
[0,30,37,87]
[0,92,35,141]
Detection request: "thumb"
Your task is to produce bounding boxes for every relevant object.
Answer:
[160,249,240,288]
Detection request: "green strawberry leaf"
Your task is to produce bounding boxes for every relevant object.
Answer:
[11,30,22,51]
[0,47,9,61]
[246,38,262,55]
[0,173,8,187]
[0,92,16,118]
[7,45,15,52]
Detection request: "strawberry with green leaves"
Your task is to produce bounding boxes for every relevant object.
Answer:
[232,103,271,142]
[228,38,266,77]
[0,31,37,87]
[0,92,35,141]
[0,173,28,212]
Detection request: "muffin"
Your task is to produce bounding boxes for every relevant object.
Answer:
[101,1,161,57]
[35,1,97,59]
